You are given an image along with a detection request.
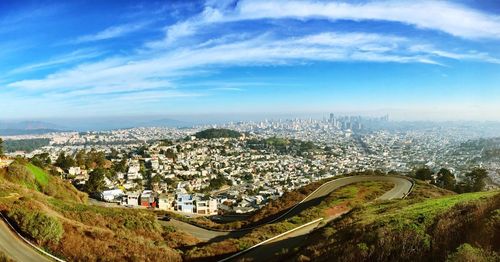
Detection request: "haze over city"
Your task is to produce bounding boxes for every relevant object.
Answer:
[1,0,500,123]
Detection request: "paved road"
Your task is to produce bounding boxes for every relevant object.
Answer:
[160,218,246,242]
[0,217,53,262]
[164,176,412,246]
[232,175,413,261]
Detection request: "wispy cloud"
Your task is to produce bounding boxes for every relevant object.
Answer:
[7,32,439,92]
[157,0,500,45]
[231,0,500,40]
[7,49,103,75]
[73,21,150,43]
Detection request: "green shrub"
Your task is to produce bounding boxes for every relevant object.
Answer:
[447,244,499,262]
[6,163,36,189]
[7,208,64,244]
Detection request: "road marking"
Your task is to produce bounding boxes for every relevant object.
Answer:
[216,175,414,261]
[0,212,65,262]
[218,218,324,262]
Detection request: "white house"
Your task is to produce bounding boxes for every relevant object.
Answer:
[158,194,174,211]
[122,191,141,206]
[68,166,81,176]
[194,196,218,215]
[101,189,124,202]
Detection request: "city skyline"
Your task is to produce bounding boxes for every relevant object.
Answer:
[1,0,500,121]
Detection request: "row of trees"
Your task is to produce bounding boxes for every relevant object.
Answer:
[414,167,487,193]
[53,149,110,171]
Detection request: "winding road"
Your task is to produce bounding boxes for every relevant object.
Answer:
[162,175,413,262]
[230,175,413,261]
[0,164,55,262]
[0,214,53,262]
[0,175,412,262]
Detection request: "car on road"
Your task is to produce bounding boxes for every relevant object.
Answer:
[159,215,171,221]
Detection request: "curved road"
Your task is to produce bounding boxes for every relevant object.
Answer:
[231,175,413,261]
[162,175,413,242]
[0,175,410,262]
[0,216,53,262]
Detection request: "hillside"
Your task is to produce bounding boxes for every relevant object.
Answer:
[194,128,241,139]
[279,185,499,262]
[183,180,397,261]
[0,161,196,261]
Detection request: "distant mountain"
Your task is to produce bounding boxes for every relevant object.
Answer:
[0,117,191,133]
[0,120,64,130]
[0,120,67,135]
[0,129,64,136]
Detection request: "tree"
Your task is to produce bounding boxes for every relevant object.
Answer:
[465,168,487,192]
[435,168,456,191]
[113,158,127,173]
[0,138,3,156]
[165,148,177,160]
[31,153,51,168]
[84,168,107,194]
[55,152,76,171]
[415,167,433,181]
[75,150,86,167]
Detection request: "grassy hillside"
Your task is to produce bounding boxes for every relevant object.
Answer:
[283,188,499,262]
[0,161,87,203]
[0,162,196,261]
[184,181,394,261]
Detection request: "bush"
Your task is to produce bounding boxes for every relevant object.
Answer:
[447,244,499,262]
[7,208,64,244]
[6,163,36,189]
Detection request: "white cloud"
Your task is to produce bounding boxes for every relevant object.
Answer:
[7,32,439,94]
[409,44,500,64]
[73,21,149,43]
[231,0,500,40]
[157,0,500,44]
[7,49,103,75]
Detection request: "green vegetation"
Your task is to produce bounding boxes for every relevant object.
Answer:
[287,189,499,262]
[0,138,3,156]
[247,137,320,155]
[57,149,110,171]
[200,174,232,193]
[0,161,191,261]
[1,160,86,203]
[447,243,499,262]
[26,163,49,186]
[194,128,241,139]
[413,167,488,193]
[2,138,50,153]
[83,168,107,195]
[7,207,63,244]
[183,181,393,260]
[30,153,51,169]
[55,152,76,171]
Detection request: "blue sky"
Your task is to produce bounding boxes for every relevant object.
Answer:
[1,0,500,121]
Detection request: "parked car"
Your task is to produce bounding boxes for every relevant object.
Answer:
[159,215,171,221]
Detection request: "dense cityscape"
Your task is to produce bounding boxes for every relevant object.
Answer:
[1,116,498,217]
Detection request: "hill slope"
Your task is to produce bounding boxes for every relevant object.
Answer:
[0,161,196,261]
[282,186,499,262]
